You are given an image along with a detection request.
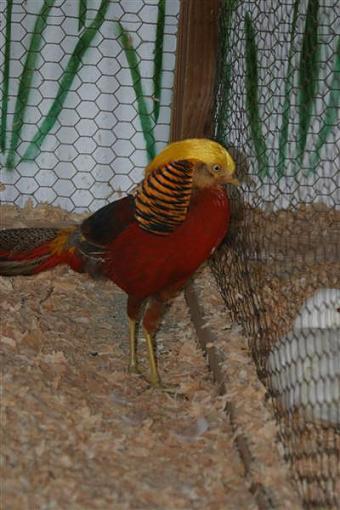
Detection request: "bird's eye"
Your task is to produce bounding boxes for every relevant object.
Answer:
[212,164,221,172]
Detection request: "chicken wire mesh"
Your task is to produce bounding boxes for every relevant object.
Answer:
[0,0,179,211]
[212,0,340,507]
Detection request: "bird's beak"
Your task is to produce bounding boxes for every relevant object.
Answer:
[225,175,240,186]
[224,153,239,185]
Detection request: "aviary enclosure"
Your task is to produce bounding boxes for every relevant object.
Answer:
[1,0,339,508]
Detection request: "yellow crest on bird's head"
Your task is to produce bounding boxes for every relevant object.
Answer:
[145,138,236,176]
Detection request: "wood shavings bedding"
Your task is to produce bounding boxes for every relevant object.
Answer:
[186,267,303,509]
[1,203,256,510]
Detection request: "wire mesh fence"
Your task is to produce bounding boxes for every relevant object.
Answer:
[213,0,340,507]
[0,0,179,211]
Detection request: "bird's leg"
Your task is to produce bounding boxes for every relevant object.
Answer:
[128,318,139,373]
[127,295,144,374]
[142,284,188,390]
[143,328,161,386]
[143,325,180,394]
[142,296,164,387]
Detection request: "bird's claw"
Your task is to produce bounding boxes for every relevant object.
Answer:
[146,380,185,397]
[127,364,142,376]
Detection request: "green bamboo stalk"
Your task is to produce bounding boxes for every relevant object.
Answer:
[6,0,55,168]
[78,0,87,31]
[153,0,165,123]
[297,0,320,164]
[0,0,13,153]
[117,22,155,162]
[277,0,300,178]
[23,0,110,162]
[244,13,269,178]
[309,36,340,173]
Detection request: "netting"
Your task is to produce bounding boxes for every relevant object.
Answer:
[0,0,179,211]
[213,0,340,507]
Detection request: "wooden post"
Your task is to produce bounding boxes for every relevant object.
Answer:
[170,0,222,141]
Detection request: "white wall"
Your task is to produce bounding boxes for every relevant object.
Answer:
[0,0,180,211]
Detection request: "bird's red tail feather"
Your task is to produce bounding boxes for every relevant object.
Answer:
[0,227,82,276]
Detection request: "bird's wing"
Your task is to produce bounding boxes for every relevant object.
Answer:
[80,194,136,247]
[67,195,136,275]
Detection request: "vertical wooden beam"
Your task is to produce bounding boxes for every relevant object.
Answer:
[170,0,221,141]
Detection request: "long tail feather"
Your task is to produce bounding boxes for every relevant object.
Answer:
[0,226,79,276]
[0,255,52,276]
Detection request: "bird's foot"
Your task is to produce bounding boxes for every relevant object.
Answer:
[147,379,184,397]
[127,363,142,376]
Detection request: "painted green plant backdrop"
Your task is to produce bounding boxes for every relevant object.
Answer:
[245,0,339,178]
[218,0,339,179]
[117,0,165,162]
[0,0,166,169]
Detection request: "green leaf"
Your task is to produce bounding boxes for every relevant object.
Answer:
[277,0,299,178]
[309,36,340,173]
[153,0,165,123]
[297,0,320,164]
[0,0,13,153]
[244,13,269,178]
[116,22,155,162]
[78,0,87,31]
[23,0,111,162]
[6,0,55,168]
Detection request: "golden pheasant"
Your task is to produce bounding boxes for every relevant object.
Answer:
[0,138,238,387]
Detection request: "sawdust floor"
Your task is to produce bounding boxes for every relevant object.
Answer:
[1,206,255,510]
